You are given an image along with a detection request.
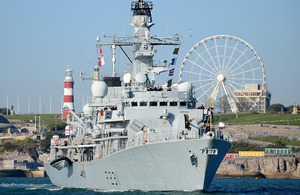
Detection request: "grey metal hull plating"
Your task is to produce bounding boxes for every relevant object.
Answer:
[45,138,230,191]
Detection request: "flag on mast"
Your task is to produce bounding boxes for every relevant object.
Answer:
[173,48,179,55]
[168,68,174,76]
[98,47,105,66]
[100,47,104,56]
[171,58,177,65]
[65,125,73,136]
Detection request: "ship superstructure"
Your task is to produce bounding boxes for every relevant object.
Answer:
[45,0,231,191]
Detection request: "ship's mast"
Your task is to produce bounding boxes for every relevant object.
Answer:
[96,0,181,88]
[130,0,154,80]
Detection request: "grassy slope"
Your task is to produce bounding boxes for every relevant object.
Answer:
[249,135,300,146]
[5,114,59,122]
[4,114,64,127]
[215,113,300,126]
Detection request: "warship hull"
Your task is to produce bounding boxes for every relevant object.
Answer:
[45,138,230,191]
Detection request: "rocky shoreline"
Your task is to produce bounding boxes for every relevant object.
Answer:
[215,171,300,179]
[216,156,300,179]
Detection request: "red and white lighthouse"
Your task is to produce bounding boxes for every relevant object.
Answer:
[62,65,75,119]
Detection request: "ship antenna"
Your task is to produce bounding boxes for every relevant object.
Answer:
[209,80,212,131]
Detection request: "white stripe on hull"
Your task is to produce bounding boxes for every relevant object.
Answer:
[45,138,230,191]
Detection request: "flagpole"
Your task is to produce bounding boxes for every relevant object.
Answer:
[39,94,41,115]
[18,94,20,114]
[50,94,52,114]
[6,95,8,115]
[28,95,30,114]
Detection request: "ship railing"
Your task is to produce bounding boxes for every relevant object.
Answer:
[50,128,225,162]
[58,129,224,161]
[88,129,200,158]
[129,128,226,146]
[128,129,201,147]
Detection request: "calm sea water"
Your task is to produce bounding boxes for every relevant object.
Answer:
[0,177,299,195]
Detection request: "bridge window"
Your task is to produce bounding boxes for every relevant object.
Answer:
[150,101,157,106]
[139,101,147,106]
[180,101,187,107]
[170,101,178,106]
[159,102,167,106]
[131,102,138,107]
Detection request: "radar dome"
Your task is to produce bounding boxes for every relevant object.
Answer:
[135,72,147,83]
[177,82,193,95]
[83,104,94,117]
[91,81,108,98]
[123,73,132,84]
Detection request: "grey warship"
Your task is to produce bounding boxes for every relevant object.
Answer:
[45,0,231,191]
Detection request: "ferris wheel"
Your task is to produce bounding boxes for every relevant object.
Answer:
[179,35,266,113]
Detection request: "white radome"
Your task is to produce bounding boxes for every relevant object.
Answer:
[123,72,132,84]
[177,82,193,95]
[83,104,94,117]
[135,72,147,83]
[91,81,108,98]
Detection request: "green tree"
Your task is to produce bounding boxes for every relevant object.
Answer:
[39,139,50,152]
[47,121,67,131]
[216,95,231,113]
[267,104,286,113]
[0,108,10,115]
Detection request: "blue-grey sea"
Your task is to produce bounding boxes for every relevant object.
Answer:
[0,177,299,195]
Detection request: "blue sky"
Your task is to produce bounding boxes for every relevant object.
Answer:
[0,0,299,114]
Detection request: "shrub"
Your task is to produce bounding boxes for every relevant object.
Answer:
[3,142,15,151]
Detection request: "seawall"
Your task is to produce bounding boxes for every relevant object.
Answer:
[0,169,47,177]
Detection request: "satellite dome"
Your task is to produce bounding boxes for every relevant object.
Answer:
[83,104,94,117]
[177,82,193,95]
[123,72,132,84]
[91,81,108,98]
[135,72,147,83]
